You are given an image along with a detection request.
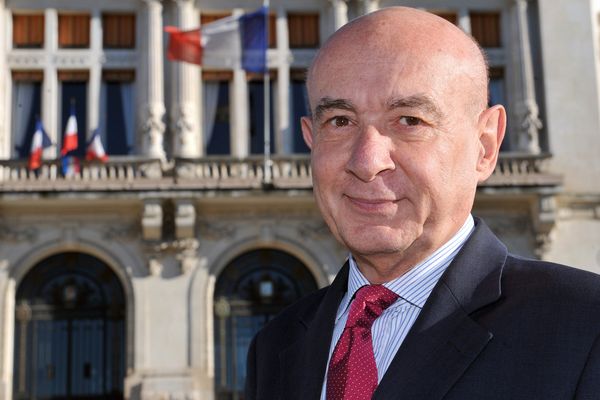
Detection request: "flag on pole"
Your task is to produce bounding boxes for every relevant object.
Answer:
[61,105,79,156]
[165,6,268,73]
[28,119,53,170]
[61,156,80,176]
[86,129,108,162]
[61,104,80,176]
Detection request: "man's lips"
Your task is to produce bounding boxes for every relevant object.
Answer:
[344,195,399,212]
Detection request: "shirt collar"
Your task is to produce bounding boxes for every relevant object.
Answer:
[336,215,475,322]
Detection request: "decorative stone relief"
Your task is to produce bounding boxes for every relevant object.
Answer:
[142,201,163,241]
[171,103,197,158]
[175,200,196,239]
[53,54,92,68]
[141,104,166,160]
[0,221,37,242]
[517,101,543,154]
[148,258,163,277]
[6,53,44,67]
[197,220,237,240]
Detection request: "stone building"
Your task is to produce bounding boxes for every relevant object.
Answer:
[0,0,598,398]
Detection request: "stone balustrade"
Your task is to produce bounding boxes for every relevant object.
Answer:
[0,153,561,192]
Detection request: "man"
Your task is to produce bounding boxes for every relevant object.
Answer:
[245,7,600,400]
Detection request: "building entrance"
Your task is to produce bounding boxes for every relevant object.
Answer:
[213,249,318,400]
[13,252,126,399]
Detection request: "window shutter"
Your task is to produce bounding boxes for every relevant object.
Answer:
[103,14,136,49]
[470,12,501,47]
[288,13,319,48]
[58,14,90,48]
[13,14,44,48]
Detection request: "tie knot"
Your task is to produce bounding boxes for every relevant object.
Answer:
[346,285,399,329]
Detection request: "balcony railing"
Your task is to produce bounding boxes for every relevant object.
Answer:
[0,153,561,193]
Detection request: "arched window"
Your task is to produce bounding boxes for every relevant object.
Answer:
[13,252,126,400]
[214,249,318,400]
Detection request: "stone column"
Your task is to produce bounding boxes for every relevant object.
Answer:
[457,8,471,34]
[88,9,102,139]
[362,0,379,15]
[170,0,202,158]
[43,8,59,158]
[0,0,8,158]
[510,0,542,153]
[331,0,348,31]
[276,7,290,154]
[140,0,166,160]
[230,9,249,158]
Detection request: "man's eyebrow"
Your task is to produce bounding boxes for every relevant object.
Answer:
[313,97,356,120]
[388,95,445,122]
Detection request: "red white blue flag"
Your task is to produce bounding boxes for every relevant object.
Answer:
[165,6,268,73]
[61,105,80,176]
[61,106,78,156]
[86,129,108,162]
[28,119,52,170]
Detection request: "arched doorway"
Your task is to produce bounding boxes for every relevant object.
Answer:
[213,249,318,400]
[13,252,126,400]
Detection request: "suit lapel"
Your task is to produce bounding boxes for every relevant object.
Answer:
[374,219,507,400]
[279,263,349,400]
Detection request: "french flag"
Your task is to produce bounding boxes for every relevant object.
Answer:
[61,105,78,156]
[28,119,52,170]
[61,105,80,176]
[86,129,108,162]
[165,6,268,73]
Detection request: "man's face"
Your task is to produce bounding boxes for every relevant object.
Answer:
[302,35,496,277]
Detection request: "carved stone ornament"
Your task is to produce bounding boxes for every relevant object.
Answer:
[0,221,38,242]
[197,220,237,241]
[148,258,163,277]
[141,104,166,160]
[171,103,196,158]
[7,53,44,67]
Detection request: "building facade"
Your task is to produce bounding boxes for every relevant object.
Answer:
[0,0,599,398]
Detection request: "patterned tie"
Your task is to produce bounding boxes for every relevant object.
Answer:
[326,285,399,400]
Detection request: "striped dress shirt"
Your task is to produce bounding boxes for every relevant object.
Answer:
[320,215,475,399]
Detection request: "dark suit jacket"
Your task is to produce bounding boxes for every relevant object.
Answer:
[245,219,600,399]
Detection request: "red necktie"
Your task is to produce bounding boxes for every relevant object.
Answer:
[326,285,399,400]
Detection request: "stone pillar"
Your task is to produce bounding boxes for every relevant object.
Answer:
[362,0,379,15]
[230,9,249,158]
[140,0,166,160]
[510,0,542,153]
[457,8,471,34]
[170,0,202,158]
[331,0,348,31]
[276,7,290,154]
[88,9,102,139]
[0,0,8,158]
[43,8,59,158]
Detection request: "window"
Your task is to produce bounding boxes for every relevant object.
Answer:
[288,13,319,48]
[431,11,457,25]
[102,14,135,49]
[100,70,135,155]
[59,71,88,157]
[11,71,43,159]
[200,13,232,26]
[288,69,310,154]
[203,71,232,155]
[58,14,90,48]
[248,72,275,155]
[470,12,501,48]
[12,14,44,48]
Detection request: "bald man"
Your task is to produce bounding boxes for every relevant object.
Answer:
[245,7,600,400]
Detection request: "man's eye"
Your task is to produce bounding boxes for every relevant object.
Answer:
[329,116,351,127]
[399,116,422,126]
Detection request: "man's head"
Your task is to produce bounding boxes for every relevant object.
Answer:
[301,7,506,283]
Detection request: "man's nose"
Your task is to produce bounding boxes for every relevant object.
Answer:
[345,125,395,182]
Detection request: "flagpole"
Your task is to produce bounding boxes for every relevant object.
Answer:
[263,0,272,185]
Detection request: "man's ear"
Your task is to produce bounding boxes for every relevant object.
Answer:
[301,116,314,150]
[476,104,506,182]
